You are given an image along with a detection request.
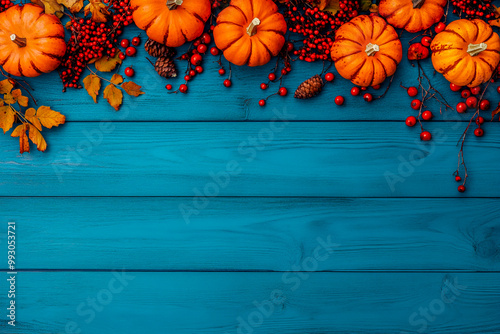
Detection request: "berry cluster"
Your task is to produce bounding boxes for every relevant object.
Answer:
[60,0,133,89]
[451,0,495,19]
[0,0,14,13]
[283,0,360,62]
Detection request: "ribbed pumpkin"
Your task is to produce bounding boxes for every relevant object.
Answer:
[0,4,66,78]
[378,0,447,33]
[331,15,402,87]
[131,0,211,47]
[431,19,500,87]
[213,0,286,67]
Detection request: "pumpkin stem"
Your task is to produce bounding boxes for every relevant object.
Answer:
[365,43,379,57]
[10,34,26,48]
[467,43,487,57]
[246,18,261,37]
[412,0,425,8]
[166,0,183,9]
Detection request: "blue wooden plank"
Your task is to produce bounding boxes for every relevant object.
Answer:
[1,197,499,271]
[0,122,498,197]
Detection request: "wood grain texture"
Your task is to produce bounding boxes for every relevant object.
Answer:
[0,122,499,197]
[0,272,498,334]
[1,197,499,271]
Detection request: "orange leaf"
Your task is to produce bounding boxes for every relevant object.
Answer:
[11,124,30,154]
[491,102,500,120]
[28,124,47,152]
[0,106,15,134]
[11,89,29,107]
[323,0,339,14]
[35,106,66,129]
[0,79,13,95]
[83,74,101,103]
[84,0,110,23]
[110,74,124,85]
[25,108,42,131]
[95,52,122,72]
[369,4,379,13]
[57,0,83,12]
[122,81,145,97]
[31,0,64,17]
[103,84,123,111]
[489,18,500,28]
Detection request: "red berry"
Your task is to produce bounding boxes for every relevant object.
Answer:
[407,86,418,97]
[497,86,500,94]
[471,86,481,95]
[278,87,288,96]
[363,93,373,102]
[125,46,136,56]
[131,36,141,46]
[286,42,294,52]
[184,75,191,81]
[200,33,211,44]
[268,73,276,81]
[191,54,203,66]
[259,99,266,107]
[479,99,490,111]
[458,185,466,193]
[124,67,134,77]
[455,176,462,182]
[166,84,172,90]
[260,83,268,90]
[372,84,381,90]
[411,99,422,110]
[223,79,232,87]
[461,89,471,98]
[179,84,188,93]
[351,87,360,96]
[120,39,129,48]
[450,83,461,92]
[435,22,446,33]
[361,87,367,91]
[118,53,126,60]
[218,68,226,76]
[197,44,208,54]
[325,72,335,82]
[406,116,417,127]
[474,128,484,137]
[210,47,219,56]
[421,36,432,47]
[456,102,467,113]
[420,131,432,141]
[476,116,485,125]
[334,96,344,105]
[466,96,478,108]
[422,110,433,120]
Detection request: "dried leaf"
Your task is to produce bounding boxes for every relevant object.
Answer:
[0,106,15,134]
[84,0,110,23]
[95,52,122,72]
[103,84,123,111]
[323,0,339,14]
[57,0,83,12]
[3,93,16,105]
[83,74,101,103]
[491,102,500,120]
[489,18,500,28]
[28,124,47,152]
[25,108,42,131]
[11,124,30,154]
[110,74,124,85]
[360,0,372,12]
[31,0,64,17]
[35,106,66,129]
[121,81,145,97]
[0,79,13,95]
[369,4,378,13]
[11,89,28,107]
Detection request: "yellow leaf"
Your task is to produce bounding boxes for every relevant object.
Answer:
[111,74,124,85]
[35,106,66,129]
[95,52,123,72]
[31,0,64,17]
[57,0,83,12]
[25,108,42,131]
[122,81,145,97]
[0,106,15,134]
[11,89,29,107]
[323,0,339,14]
[28,124,47,152]
[0,79,13,95]
[3,93,16,105]
[11,124,30,154]
[84,0,110,23]
[83,74,101,103]
[103,84,123,111]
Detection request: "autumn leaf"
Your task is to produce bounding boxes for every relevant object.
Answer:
[57,0,83,12]
[25,108,42,131]
[360,0,372,11]
[34,106,66,129]
[323,0,339,14]
[84,0,110,23]
[11,124,30,154]
[95,52,123,72]
[111,74,124,85]
[369,4,379,13]
[489,18,500,28]
[0,79,13,95]
[11,89,29,107]
[28,124,47,152]
[491,102,500,120]
[83,74,101,103]
[3,93,16,105]
[0,106,15,134]
[31,0,64,17]
[103,84,123,111]
[121,81,145,97]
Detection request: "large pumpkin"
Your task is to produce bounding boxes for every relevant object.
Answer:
[131,0,211,48]
[213,0,286,67]
[331,15,402,87]
[0,4,66,78]
[431,19,500,87]
[378,0,447,33]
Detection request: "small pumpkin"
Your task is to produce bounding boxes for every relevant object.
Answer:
[0,4,66,78]
[378,0,447,33]
[213,0,286,67]
[331,15,402,87]
[431,19,500,87]
[131,0,211,48]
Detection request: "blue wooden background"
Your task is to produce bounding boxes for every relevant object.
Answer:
[1,17,500,334]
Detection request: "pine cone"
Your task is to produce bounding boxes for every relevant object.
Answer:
[155,56,177,78]
[145,39,175,58]
[294,75,324,99]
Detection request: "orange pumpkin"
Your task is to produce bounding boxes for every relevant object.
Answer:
[431,19,500,87]
[331,15,402,87]
[213,0,286,67]
[131,0,211,48]
[378,0,447,33]
[0,4,66,78]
